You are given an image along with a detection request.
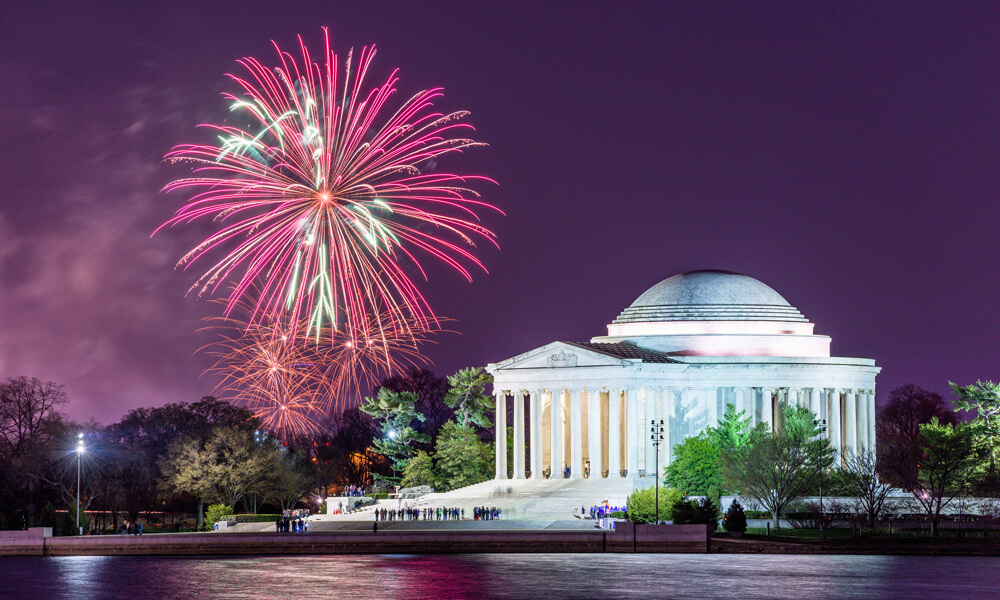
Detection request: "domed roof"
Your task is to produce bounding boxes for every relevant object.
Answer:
[612,270,808,323]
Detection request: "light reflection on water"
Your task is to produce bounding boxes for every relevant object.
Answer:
[2,553,998,600]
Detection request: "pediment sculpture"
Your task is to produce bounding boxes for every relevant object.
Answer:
[548,349,578,367]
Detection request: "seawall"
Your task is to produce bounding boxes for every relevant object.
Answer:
[0,523,710,557]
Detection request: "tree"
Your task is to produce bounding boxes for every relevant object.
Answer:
[838,447,893,528]
[625,485,682,524]
[881,418,979,537]
[434,421,493,491]
[664,434,721,495]
[669,498,698,524]
[444,367,494,430]
[695,497,719,531]
[720,405,833,529]
[951,380,1000,473]
[159,427,278,527]
[0,377,67,527]
[267,451,313,512]
[664,404,752,496]
[707,403,753,452]
[877,384,958,490]
[723,499,747,533]
[400,450,437,489]
[360,388,429,484]
[377,367,452,444]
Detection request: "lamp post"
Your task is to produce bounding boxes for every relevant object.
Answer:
[814,418,827,537]
[75,433,86,535]
[650,419,664,524]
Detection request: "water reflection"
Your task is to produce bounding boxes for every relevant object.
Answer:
[3,553,998,600]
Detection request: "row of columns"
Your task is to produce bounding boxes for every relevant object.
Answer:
[495,386,876,479]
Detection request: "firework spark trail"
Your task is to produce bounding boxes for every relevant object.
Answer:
[159,28,500,344]
[202,295,440,438]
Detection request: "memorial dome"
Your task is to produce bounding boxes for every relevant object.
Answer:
[612,270,808,324]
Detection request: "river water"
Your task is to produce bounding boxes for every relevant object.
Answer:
[1,553,996,600]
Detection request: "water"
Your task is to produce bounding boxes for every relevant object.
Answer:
[1,554,997,600]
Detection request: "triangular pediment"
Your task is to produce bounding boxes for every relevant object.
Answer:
[489,341,632,371]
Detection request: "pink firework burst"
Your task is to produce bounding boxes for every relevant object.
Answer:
[159,28,500,343]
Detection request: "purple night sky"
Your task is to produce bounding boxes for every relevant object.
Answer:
[1,2,997,424]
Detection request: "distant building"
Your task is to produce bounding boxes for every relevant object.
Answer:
[487,269,879,481]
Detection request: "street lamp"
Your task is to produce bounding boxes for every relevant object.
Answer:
[814,418,827,537]
[650,419,664,524]
[75,433,86,535]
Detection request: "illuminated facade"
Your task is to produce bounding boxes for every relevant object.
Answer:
[487,270,879,481]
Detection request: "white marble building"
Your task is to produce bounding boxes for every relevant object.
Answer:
[487,270,880,481]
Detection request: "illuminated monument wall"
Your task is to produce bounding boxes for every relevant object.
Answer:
[487,270,880,481]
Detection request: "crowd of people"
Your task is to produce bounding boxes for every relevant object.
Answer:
[473,506,501,521]
[589,505,626,520]
[341,484,367,497]
[374,506,465,521]
[276,509,310,533]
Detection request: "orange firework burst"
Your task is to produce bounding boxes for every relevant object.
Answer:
[202,298,441,439]
[205,315,333,440]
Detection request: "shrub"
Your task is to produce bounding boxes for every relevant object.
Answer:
[226,514,283,524]
[626,485,683,524]
[205,504,233,528]
[670,499,698,524]
[697,497,719,531]
[724,499,748,533]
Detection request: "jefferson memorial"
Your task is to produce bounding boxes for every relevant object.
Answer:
[487,270,880,481]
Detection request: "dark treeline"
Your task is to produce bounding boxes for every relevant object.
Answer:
[0,366,496,535]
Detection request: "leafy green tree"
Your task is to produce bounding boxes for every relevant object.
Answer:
[720,405,834,529]
[159,427,278,527]
[707,403,753,452]
[444,367,495,430]
[625,485,682,524]
[665,404,753,495]
[664,434,721,495]
[434,421,493,491]
[951,380,1000,472]
[881,418,980,537]
[400,450,437,489]
[360,388,429,484]
[723,499,747,533]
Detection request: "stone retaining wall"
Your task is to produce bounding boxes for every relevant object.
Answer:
[0,524,710,557]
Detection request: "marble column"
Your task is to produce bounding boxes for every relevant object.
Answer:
[626,388,639,476]
[829,389,842,459]
[588,389,601,478]
[495,390,507,479]
[734,387,746,421]
[512,390,525,479]
[845,389,858,458]
[761,388,774,432]
[867,390,877,453]
[856,389,868,454]
[644,388,657,476]
[708,388,719,428]
[549,388,563,478]
[810,387,822,422]
[570,389,583,478]
[788,388,799,410]
[608,389,621,477]
[530,390,543,478]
